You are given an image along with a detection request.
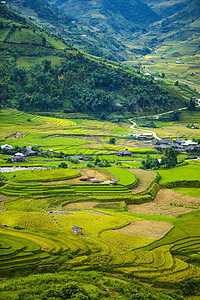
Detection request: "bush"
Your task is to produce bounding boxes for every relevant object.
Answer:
[58,162,68,169]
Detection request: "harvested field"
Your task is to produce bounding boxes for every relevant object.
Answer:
[0,202,5,211]
[116,220,173,239]
[128,202,195,217]
[155,189,200,207]
[59,169,112,185]
[129,169,156,193]
[0,194,15,201]
[65,202,99,209]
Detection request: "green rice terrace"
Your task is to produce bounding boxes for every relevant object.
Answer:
[0,109,200,299]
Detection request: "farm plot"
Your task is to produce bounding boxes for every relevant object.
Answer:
[171,187,200,198]
[128,169,157,193]
[0,181,134,202]
[36,116,77,127]
[128,202,196,216]
[143,212,200,266]
[52,210,129,239]
[3,133,92,150]
[47,169,113,185]
[0,182,74,197]
[116,245,200,283]
[116,220,173,239]
[158,163,200,185]
[155,189,200,207]
[100,230,154,254]
[0,211,59,230]
[14,169,81,183]
[0,110,45,127]
[107,167,137,187]
[0,227,103,273]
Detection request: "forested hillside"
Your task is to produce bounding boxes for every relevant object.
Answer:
[0,4,194,116]
[7,0,128,61]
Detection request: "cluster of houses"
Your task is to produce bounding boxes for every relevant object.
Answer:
[128,132,153,139]
[0,144,39,162]
[117,149,132,157]
[154,139,200,153]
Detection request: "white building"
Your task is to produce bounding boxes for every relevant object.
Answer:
[1,144,13,150]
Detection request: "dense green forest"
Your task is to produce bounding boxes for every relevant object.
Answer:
[0,44,185,115]
[0,5,187,116]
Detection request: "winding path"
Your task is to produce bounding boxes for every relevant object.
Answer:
[129,106,189,140]
[129,119,161,140]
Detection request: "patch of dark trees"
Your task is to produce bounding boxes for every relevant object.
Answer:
[0,50,185,116]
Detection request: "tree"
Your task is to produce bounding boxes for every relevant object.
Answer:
[161,72,165,78]
[187,98,196,111]
[109,137,116,145]
[161,147,178,168]
[141,154,160,170]
[58,162,68,169]
[94,156,101,166]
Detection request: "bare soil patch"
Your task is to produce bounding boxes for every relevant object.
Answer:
[116,220,173,239]
[128,169,156,193]
[61,169,111,185]
[0,202,5,211]
[128,202,195,216]
[9,132,25,139]
[64,202,99,209]
[0,194,15,201]
[155,189,200,207]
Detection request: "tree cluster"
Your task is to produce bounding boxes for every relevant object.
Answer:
[0,46,184,115]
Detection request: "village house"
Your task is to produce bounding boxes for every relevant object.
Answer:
[182,140,197,147]
[117,150,132,157]
[154,138,199,153]
[1,144,13,150]
[26,146,36,156]
[129,133,153,139]
[72,226,83,235]
[12,152,25,162]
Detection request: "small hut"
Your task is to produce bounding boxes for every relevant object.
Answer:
[72,226,83,235]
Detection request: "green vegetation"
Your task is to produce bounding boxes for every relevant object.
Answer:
[13,169,81,183]
[0,1,200,293]
[0,271,185,300]
[172,187,200,198]
[0,108,200,297]
[158,162,200,185]
[107,167,137,187]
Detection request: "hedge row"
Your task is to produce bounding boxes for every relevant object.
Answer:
[162,180,200,189]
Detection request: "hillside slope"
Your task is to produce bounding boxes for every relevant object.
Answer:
[143,0,191,18]
[0,3,69,49]
[48,0,159,34]
[7,0,129,61]
[0,5,194,116]
[128,0,200,91]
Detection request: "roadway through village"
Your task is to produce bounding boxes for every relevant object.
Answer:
[129,119,161,140]
[129,106,189,141]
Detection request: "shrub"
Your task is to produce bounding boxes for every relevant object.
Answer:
[58,162,68,169]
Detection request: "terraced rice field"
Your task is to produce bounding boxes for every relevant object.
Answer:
[128,202,196,216]
[0,109,200,288]
[158,162,200,185]
[155,189,200,207]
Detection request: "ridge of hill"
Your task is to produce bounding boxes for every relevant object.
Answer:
[48,0,159,31]
[7,0,129,61]
[0,3,71,49]
[142,0,191,18]
[126,0,200,91]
